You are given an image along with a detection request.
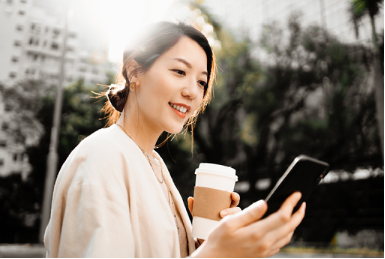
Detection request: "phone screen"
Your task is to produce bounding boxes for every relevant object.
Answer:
[263,155,329,218]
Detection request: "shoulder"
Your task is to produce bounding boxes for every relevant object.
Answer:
[58,124,142,187]
[73,124,135,160]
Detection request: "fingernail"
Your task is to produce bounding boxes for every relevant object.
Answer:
[220,210,228,217]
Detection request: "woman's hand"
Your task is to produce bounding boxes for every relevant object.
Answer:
[187,192,242,219]
[191,192,306,258]
[188,192,242,247]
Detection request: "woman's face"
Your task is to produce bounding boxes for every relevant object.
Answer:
[132,36,208,134]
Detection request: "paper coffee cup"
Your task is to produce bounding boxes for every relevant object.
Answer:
[192,163,238,240]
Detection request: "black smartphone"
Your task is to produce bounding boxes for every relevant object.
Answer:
[263,155,329,218]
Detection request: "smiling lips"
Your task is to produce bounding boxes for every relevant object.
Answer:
[169,102,190,119]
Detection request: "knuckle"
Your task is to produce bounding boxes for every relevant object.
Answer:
[259,242,269,252]
[220,219,232,231]
[252,231,262,241]
[278,212,290,223]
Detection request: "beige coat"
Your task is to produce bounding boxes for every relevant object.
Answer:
[44,124,196,257]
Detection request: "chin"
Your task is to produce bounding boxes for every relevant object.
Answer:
[164,123,185,134]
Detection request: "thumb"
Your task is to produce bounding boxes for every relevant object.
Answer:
[225,200,267,229]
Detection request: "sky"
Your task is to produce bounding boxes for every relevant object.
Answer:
[33,0,189,63]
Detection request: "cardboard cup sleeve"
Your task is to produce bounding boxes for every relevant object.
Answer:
[193,186,232,221]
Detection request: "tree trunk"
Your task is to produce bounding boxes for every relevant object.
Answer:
[374,58,384,158]
[370,14,384,159]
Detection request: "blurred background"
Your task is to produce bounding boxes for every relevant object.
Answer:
[0,0,383,257]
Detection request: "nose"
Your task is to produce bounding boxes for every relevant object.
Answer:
[181,78,199,100]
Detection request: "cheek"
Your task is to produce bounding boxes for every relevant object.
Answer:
[138,72,175,113]
[192,95,204,114]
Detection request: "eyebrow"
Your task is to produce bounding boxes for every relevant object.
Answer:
[171,58,208,75]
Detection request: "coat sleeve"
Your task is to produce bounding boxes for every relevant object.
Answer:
[44,139,135,258]
[56,182,135,257]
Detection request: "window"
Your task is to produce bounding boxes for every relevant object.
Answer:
[51,42,59,50]
[29,37,33,45]
[92,68,99,75]
[0,159,4,167]
[0,140,6,147]
[7,0,13,4]
[20,0,27,3]
[13,153,17,161]
[9,72,16,78]
[16,25,23,31]
[69,32,76,38]
[43,40,47,47]
[53,29,60,38]
[19,10,25,15]
[25,69,29,74]
[11,56,18,63]
[79,67,86,72]
[1,122,9,131]
[14,40,21,46]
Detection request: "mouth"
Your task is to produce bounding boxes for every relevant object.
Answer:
[168,102,190,119]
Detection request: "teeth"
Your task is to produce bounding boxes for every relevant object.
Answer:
[169,103,187,114]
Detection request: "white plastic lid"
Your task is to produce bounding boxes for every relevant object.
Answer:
[195,163,238,181]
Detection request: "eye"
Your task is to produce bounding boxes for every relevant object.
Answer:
[172,69,186,76]
[198,80,207,88]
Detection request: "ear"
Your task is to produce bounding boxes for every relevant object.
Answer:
[125,59,142,85]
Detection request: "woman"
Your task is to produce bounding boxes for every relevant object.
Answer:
[44,22,305,257]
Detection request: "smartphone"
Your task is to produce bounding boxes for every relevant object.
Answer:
[263,155,329,218]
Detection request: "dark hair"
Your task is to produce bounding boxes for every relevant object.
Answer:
[100,21,216,131]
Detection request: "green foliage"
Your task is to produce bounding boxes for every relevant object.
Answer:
[26,79,107,191]
[181,9,382,243]
[0,78,108,242]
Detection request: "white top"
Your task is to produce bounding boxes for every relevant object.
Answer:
[44,124,196,257]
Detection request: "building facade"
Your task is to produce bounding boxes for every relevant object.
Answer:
[0,0,111,178]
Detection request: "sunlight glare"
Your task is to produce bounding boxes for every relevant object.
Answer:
[96,0,175,63]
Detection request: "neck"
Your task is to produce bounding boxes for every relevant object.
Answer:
[117,108,163,155]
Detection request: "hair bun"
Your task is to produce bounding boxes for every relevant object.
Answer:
[106,84,127,112]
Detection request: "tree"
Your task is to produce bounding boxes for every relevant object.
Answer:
[183,4,382,243]
[350,0,384,157]
[0,78,109,243]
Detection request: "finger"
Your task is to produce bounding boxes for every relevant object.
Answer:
[224,200,267,230]
[289,202,306,229]
[250,193,302,233]
[266,202,306,244]
[230,192,241,207]
[220,207,242,218]
[278,192,302,217]
[188,197,194,215]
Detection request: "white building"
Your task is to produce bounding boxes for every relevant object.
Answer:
[0,0,112,178]
[0,0,110,87]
